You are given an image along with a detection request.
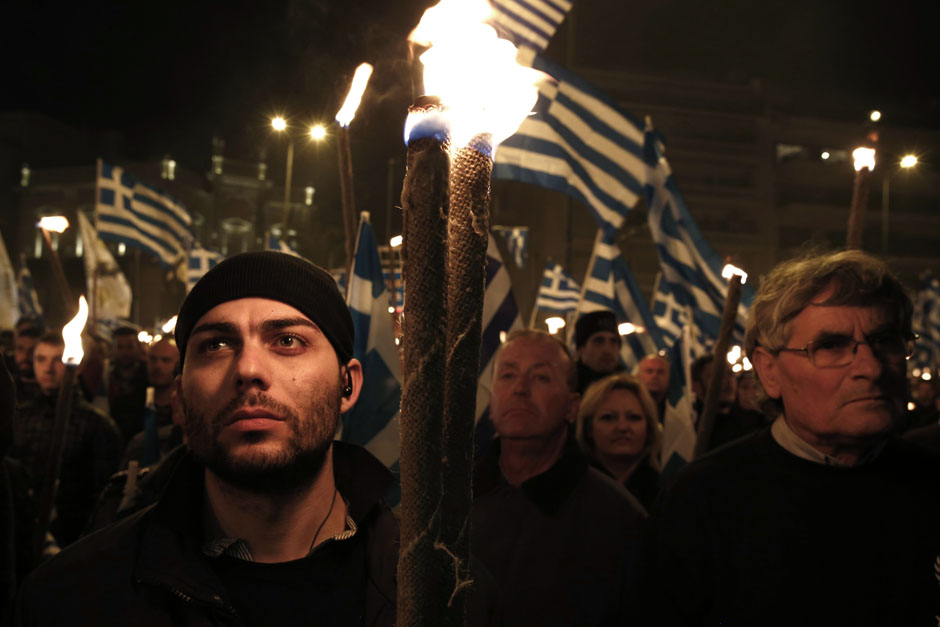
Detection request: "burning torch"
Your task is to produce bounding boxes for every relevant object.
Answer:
[398,1,543,625]
[335,62,374,276]
[846,145,876,250]
[694,264,747,460]
[33,296,89,560]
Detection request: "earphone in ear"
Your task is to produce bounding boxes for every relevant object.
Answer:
[342,369,353,398]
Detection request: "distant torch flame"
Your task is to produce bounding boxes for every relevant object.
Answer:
[161,315,178,334]
[722,264,748,284]
[62,296,88,365]
[545,317,566,335]
[335,63,374,128]
[853,147,876,172]
[409,0,543,149]
[38,216,70,233]
[618,322,644,336]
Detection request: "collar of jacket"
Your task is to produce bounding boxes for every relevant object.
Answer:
[474,436,589,516]
[132,441,396,609]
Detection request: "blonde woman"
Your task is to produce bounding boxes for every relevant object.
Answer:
[576,373,662,510]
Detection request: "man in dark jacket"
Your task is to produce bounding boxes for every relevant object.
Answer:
[574,310,625,394]
[639,249,940,625]
[8,332,122,547]
[473,329,646,627]
[14,252,400,626]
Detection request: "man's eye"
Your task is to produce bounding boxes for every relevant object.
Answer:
[201,339,229,352]
[275,335,306,350]
[815,337,852,352]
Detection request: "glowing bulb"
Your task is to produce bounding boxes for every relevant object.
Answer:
[271,117,287,131]
[138,331,153,344]
[908,401,916,411]
[923,372,933,381]
[821,151,830,160]
[869,110,881,122]
[732,363,743,373]
[727,345,742,365]
[309,124,327,141]
[389,235,403,248]
[900,154,918,169]
[388,306,395,314]
[742,357,753,371]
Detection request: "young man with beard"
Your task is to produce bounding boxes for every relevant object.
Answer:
[12,252,400,626]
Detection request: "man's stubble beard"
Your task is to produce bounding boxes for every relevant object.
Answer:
[182,377,342,495]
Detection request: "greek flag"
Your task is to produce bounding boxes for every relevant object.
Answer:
[644,119,752,346]
[494,56,646,235]
[475,233,525,454]
[77,212,132,321]
[96,161,192,269]
[266,234,301,257]
[383,268,404,311]
[16,261,42,321]
[659,331,697,482]
[329,268,347,293]
[493,226,529,268]
[487,0,573,54]
[535,261,580,314]
[574,229,664,369]
[912,276,940,371]
[187,242,224,293]
[343,214,402,505]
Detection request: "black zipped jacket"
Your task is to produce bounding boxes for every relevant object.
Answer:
[11,441,399,627]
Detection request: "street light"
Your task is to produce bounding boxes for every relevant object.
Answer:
[270,116,327,237]
[881,153,920,253]
[310,124,327,141]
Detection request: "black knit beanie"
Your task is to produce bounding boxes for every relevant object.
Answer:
[175,251,353,364]
[574,310,618,348]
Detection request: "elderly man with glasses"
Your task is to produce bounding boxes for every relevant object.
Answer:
[637,249,940,626]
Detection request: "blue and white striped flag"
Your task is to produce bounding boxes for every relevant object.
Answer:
[16,262,42,321]
[486,0,573,55]
[535,261,580,314]
[659,331,697,482]
[493,226,529,268]
[96,161,192,269]
[643,119,752,347]
[343,214,402,505]
[912,276,940,371]
[329,268,347,294]
[383,268,404,311]
[475,233,525,455]
[494,56,646,235]
[187,242,224,293]
[574,229,665,369]
[266,234,301,257]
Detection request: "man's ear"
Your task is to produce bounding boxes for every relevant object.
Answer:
[340,359,364,414]
[752,347,782,400]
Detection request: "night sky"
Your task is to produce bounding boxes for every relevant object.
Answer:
[4,0,938,217]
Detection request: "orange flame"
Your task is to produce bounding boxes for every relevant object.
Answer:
[409,0,543,150]
[62,296,88,365]
[335,63,374,128]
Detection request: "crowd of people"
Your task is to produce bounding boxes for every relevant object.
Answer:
[1,247,939,625]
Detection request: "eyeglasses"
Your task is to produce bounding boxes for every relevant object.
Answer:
[776,332,915,369]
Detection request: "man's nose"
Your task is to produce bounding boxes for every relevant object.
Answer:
[850,341,885,379]
[234,343,270,390]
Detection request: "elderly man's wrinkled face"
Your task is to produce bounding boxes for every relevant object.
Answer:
[754,286,908,452]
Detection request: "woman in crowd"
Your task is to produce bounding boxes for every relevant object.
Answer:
[576,373,662,511]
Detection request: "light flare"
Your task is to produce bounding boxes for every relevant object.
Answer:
[161,315,178,334]
[618,322,643,336]
[722,264,748,284]
[335,63,374,128]
[727,345,742,365]
[409,0,543,149]
[389,235,403,248]
[138,331,153,344]
[61,296,88,365]
[853,147,876,172]
[38,216,69,233]
[742,356,753,371]
[900,154,918,169]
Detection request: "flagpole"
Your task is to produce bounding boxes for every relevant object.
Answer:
[693,273,743,460]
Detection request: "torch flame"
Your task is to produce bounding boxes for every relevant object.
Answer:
[335,63,374,128]
[62,296,89,365]
[38,216,70,233]
[721,264,748,284]
[853,147,876,172]
[409,0,544,150]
